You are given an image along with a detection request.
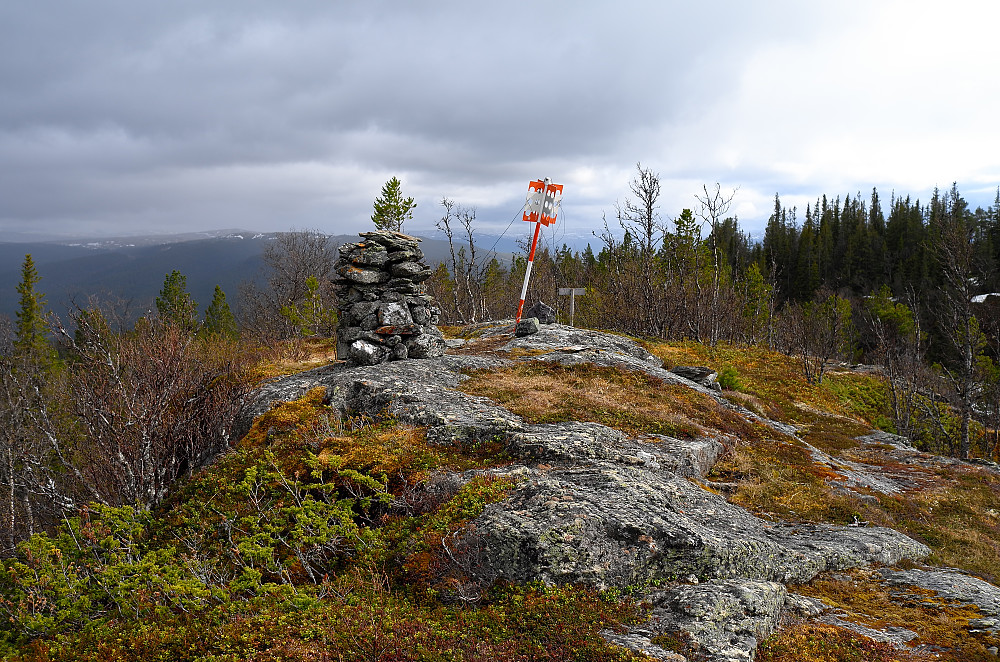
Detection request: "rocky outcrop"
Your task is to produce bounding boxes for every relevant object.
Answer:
[670,366,722,392]
[334,231,446,365]
[646,580,787,662]
[475,463,927,590]
[243,322,935,661]
[880,567,1000,634]
[601,630,685,661]
[488,322,665,368]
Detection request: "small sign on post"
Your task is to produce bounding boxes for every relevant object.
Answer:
[558,287,586,327]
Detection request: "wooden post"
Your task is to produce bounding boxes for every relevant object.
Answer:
[558,287,586,327]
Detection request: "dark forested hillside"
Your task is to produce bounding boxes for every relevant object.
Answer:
[0,233,476,321]
[0,235,270,320]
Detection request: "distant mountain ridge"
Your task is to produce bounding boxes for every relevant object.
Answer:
[0,230,514,321]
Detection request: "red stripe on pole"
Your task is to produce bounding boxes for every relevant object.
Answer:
[527,219,542,262]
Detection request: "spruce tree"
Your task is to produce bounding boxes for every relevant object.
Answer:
[796,208,819,301]
[202,285,238,338]
[371,177,416,233]
[14,254,52,361]
[155,270,198,332]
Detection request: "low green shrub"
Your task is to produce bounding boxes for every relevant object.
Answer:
[0,389,644,661]
[718,364,741,390]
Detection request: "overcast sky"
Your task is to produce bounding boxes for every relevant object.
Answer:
[3,1,1000,244]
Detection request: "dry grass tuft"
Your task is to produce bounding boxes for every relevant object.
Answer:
[256,337,340,378]
[758,621,934,662]
[712,439,865,524]
[780,568,1000,662]
[643,340,855,423]
[458,361,759,441]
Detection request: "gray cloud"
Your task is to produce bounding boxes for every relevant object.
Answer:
[2,1,996,242]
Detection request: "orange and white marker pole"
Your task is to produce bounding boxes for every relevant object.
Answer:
[516,178,563,322]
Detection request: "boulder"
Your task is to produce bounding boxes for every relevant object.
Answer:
[337,265,390,285]
[475,464,928,590]
[515,317,541,337]
[378,301,414,327]
[646,580,787,662]
[389,261,432,280]
[348,339,388,366]
[525,300,557,324]
[343,244,389,267]
[671,366,721,391]
[405,331,446,359]
[386,248,425,263]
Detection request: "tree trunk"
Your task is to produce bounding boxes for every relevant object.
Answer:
[5,447,14,551]
[23,491,32,538]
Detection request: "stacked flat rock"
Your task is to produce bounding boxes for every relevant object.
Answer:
[335,231,446,366]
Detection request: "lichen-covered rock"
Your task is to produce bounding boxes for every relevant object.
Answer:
[601,629,686,661]
[646,580,787,662]
[506,422,723,479]
[390,261,432,280]
[385,248,424,263]
[337,264,390,284]
[344,244,389,267]
[405,330,447,359]
[378,301,413,327]
[515,317,540,337]
[856,430,918,451]
[349,339,388,366]
[475,465,928,590]
[348,301,379,321]
[670,366,721,391]
[784,592,828,617]
[819,613,919,647]
[492,323,663,368]
[652,435,725,477]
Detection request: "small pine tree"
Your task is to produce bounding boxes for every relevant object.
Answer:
[155,270,198,332]
[202,285,238,339]
[14,254,53,362]
[371,177,416,233]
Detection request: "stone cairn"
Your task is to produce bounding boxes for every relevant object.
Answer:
[335,231,446,365]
